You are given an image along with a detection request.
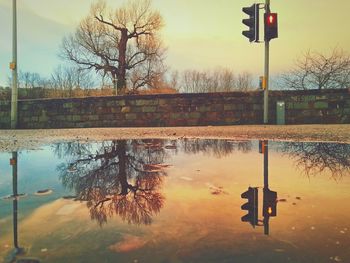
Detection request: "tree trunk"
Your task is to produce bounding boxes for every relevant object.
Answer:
[117,29,128,95]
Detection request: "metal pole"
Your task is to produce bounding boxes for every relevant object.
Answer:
[12,152,19,249]
[10,0,18,129]
[264,0,270,124]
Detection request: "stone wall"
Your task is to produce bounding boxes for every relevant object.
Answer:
[0,89,349,129]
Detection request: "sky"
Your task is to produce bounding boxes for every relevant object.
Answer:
[0,0,349,86]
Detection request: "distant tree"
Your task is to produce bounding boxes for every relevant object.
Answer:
[179,68,254,93]
[280,48,350,90]
[61,0,165,95]
[18,71,41,89]
[50,66,95,92]
[236,72,253,91]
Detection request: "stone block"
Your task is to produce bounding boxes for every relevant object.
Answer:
[142,106,157,113]
[189,112,201,119]
[170,113,182,120]
[116,100,126,106]
[302,95,316,102]
[224,104,235,111]
[72,115,81,122]
[63,102,74,109]
[88,115,99,121]
[106,101,115,107]
[199,105,211,112]
[314,101,328,109]
[292,102,309,109]
[135,99,158,106]
[121,106,131,113]
[125,113,137,120]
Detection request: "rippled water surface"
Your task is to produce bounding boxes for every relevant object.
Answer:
[0,139,349,263]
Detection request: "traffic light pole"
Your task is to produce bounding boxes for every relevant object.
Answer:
[10,0,18,129]
[264,0,270,124]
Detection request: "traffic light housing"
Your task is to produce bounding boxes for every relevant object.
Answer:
[263,188,277,217]
[242,4,259,42]
[264,13,278,41]
[241,187,259,227]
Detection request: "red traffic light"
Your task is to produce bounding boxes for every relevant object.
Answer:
[266,13,277,26]
[264,13,278,41]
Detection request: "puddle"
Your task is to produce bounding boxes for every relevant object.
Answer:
[0,139,349,263]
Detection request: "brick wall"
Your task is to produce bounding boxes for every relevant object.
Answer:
[0,89,349,129]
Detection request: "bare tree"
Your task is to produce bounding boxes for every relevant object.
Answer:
[236,72,253,91]
[179,68,253,93]
[62,0,164,95]
[280,48,350,90]
[18,71,42,89]
[280,142,350,180]
[50,66,95,93]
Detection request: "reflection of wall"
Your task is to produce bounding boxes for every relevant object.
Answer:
[0,89,349,128]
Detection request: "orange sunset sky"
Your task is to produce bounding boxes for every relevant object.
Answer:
[0,0,349,86]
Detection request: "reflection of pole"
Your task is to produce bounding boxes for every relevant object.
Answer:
[12,152,19,249]
[10,0,18,129]
[263,140,269,189]
[263,140,269,235]
[263,215,269,235]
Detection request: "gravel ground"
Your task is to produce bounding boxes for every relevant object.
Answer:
[0,124,349,151]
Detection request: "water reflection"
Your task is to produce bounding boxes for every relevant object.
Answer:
[241,140,278,235]
[181,139,252,157]
[1,139,349,262]
[56,140,167,225]
[7,152,32,262]
[281,142,350,179]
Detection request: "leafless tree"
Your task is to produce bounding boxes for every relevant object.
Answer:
[236,72,253,91]
[280,48,350,90]
[50,66,95,92]
[281,142,350,180]
[178,68,254,93]
[61,0,165,95]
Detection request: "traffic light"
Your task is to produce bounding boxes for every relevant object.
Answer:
[263,188,277,217]
[264,13,278,41]
[241,187,259,227]
[242,4,259,42]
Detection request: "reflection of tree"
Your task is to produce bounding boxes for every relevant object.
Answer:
[281,142,350,179]
[181,139,252,158]
[56,140,167,225]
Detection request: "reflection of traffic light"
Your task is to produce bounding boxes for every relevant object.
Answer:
[241,187,259,227]
[242,4,259,42]
[264,13,278,41]
[259,140,267,154]
[263,188,277,217]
